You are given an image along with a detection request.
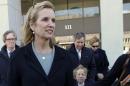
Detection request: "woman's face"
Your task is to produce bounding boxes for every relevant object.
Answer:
[31,8,55,40]
[92,42,99,51]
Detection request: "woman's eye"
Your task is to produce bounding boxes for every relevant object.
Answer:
[42,17,55,23]
[42,17,49,22]
[52,18,55,23]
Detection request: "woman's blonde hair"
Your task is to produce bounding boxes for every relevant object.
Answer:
[73,64,88,79]
[22,1,55,47]
[89,36,100,46]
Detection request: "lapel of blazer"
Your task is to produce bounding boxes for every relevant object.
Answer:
[1,50,10,61]
[80,47,90,63]
[70,44,79,62]
[48,45,65,79]
[81,47,86,61]
[25,43,48,79]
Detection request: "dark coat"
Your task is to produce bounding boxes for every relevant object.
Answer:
[8,43,74,86]
[74,79,91,86]
[0,45,19,86]
[94,54,130,86]
[67,44,96,86]
[92,48,109,77]
[75,83,88,86]
[0,53,9,86]
[1,45,19,58]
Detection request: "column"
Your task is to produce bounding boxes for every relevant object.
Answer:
[0,0,9,47]
[0,0,23,48]
[100,0,123,68]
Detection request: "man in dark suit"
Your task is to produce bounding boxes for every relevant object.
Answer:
[0,30,19,86]
[67,32,96,86]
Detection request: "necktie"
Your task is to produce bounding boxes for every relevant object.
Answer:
[9,51,13,58]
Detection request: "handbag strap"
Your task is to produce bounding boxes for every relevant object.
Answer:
[118,54,130,82]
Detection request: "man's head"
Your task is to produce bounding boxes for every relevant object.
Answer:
[3,30,17,50]
[73,32,85,50]
[73,64,88,84]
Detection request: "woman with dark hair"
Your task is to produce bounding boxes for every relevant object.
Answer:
[8,1,73,86]
[94,53,130,86]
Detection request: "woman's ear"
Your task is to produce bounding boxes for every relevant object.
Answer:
[29,22,35,31]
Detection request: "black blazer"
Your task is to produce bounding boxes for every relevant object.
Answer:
[8,43,74,86]
[94,54,130,86]
[67,44,96,86]
[74,79,91,86]
[1,45,19,58]
[0,53,9,86]
[92,48,109,76]
[0,45,19,86]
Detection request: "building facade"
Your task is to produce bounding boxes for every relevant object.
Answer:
[0,0,130,67]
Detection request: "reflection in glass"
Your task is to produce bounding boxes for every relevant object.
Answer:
[55,7,100,20]
[55,0,100,20]
[84,7,99,17]
[123,3,130,14]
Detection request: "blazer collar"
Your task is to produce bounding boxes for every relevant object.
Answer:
[48,45,66,79]
[24,43,47,79]
[69,44,86,61]
[25,43,65,79]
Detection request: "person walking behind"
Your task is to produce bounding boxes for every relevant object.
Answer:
[89,36,109,81]
[94,53,130,86]
[0,30,19,86]
[67,32,96,86]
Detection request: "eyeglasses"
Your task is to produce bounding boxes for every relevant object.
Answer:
[92,45,99,48]
[6,38,16,41]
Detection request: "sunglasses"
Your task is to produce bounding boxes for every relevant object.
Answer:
[92,45,99,48]
[6,38,16,41]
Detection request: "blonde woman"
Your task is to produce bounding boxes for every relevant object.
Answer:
[89,36,109,81]
[8,1,73,86]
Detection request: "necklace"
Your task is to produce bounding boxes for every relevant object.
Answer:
[42,56,46,60]
[32,42,55,60]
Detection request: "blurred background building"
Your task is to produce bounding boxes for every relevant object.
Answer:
[0,0,130,67]
[22,0,130,51]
